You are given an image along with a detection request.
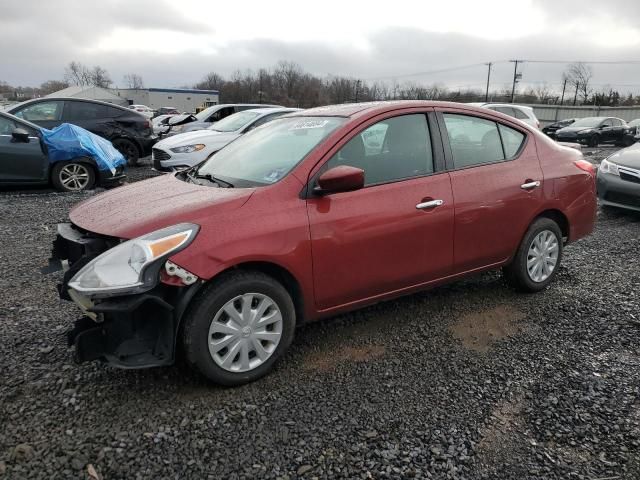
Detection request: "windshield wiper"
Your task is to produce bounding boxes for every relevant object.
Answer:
[194,173,234,188]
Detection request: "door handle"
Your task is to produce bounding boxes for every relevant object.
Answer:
[416,199,444,210]
[520,180,541,190]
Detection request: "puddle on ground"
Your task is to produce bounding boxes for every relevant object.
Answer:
[450,305,526,353]
[304,345,386,372]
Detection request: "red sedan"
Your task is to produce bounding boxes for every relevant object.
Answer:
[48,101,597,385]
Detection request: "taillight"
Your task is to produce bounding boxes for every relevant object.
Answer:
[144,120,151,129]
[574,159,596,177]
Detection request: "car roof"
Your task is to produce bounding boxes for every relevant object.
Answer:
[8,97,132,113]
[286,100,534,121]
[243,107,301,115]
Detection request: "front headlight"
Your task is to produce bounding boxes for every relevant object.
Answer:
[170,144,205,154]
[599,159,619,176]
[68,223,199,297]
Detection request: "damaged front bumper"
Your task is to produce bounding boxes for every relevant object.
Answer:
[46,223,201,369]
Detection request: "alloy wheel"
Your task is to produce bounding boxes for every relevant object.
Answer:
[59,164,90,191]
[526,230,559,283]
[208,293,283,373]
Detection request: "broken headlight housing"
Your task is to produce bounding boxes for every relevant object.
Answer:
[68,223,199,297]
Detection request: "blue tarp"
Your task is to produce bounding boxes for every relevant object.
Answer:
[41,123,127,174]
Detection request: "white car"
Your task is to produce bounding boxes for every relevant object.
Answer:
[152,107,300,171]
[129,104,155,119]
[468,103,540,129]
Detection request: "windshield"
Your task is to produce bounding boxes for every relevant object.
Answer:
[195,116,345,187]
[571,117,604,128]
[209,111,261,132]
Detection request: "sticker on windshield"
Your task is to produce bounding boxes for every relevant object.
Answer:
[263,168,287,183]
[289,120,330,130]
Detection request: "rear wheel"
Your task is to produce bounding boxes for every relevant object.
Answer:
[503,218,563,292]
[112,138,140,166]
[182,271,296,386]
[51,162,95,192]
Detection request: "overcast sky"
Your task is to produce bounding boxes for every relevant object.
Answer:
[2,0,640,94]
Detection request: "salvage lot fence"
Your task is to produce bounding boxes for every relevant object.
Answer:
[526,104,640,126]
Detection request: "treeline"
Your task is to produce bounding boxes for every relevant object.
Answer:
[3,60,640,108]
[193,61,640,107]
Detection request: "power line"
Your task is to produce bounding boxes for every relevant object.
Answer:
[521,59,640,65]
[363,62,490,81]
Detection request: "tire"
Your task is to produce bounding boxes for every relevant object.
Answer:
[112,138,140,166]
[588,134,599,148]
[51,161,96,192]
[503,218,563,293]
[182,271,296,386]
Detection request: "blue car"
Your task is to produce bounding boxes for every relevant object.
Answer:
[0,111,126,192]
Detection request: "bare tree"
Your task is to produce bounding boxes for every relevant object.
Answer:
[64,61,91,86]
[123,73,144,89]
[196,72,225,91]
[565,62,593,104]
[90,66,111,88]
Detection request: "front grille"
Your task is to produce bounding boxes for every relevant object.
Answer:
[605,191,640,208]
[620,172,640,184]
[152,148,171,161]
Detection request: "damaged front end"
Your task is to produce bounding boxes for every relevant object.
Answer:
[45,223,202,369]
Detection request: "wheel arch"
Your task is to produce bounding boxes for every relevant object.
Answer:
[535,208,570,241]
[112,135,143,156]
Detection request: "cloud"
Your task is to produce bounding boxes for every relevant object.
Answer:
[1,0,639,95]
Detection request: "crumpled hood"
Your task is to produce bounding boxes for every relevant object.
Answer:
[69,174,254,239]
[156,129,234,148]
[608,143,640,169]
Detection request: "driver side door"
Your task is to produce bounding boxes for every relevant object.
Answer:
[0,116,47,182]
[306,111,454,311]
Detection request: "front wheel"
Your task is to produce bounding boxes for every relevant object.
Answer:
[588,134,600,148]
[51,161,95,192]
[503,218,563,292]
[182,271,296,386]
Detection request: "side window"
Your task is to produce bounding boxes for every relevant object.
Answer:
[326,114,433,186]
[0,116,17,135]
[443,113,505,168]
[498,124,526,158]
[14,101,63,122]
[63,102,107,121]
[611,118,622,127]
[106,106,125,117]
[601,119,613,128]
[209,107,234,122]
[513,108,529,120]
[493,106,516,118]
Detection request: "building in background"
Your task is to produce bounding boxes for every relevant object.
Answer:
[44,86,128,106]
[111,88,220,113]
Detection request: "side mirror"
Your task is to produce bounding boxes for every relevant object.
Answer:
[11,128,30,143]
[315,166,365,195]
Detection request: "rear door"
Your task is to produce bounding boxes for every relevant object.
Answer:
[12,100,64,130]
[437,108,544,273]
[0,116,47,182]
[599,118,615,143]
[307,111,454,310]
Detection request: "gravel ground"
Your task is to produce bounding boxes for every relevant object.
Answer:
[1,148,639,479]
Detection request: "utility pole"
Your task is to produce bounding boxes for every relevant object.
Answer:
[509,60,522,103]
[559,78,567,105]
[484,62,492,102]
